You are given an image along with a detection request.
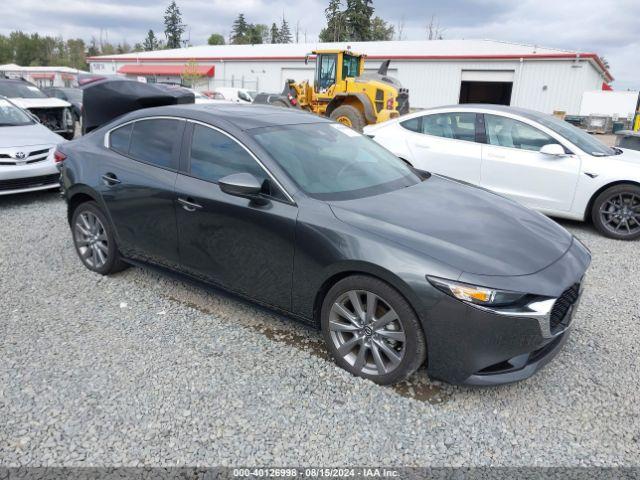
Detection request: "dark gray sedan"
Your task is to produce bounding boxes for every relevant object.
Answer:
[56,104,590,385]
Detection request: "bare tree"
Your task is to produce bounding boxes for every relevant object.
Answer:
[426,15,445,40]
[396,15,405,41]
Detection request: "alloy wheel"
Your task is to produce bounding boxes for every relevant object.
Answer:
[74,211,109,269]
[328,290,406,376]
[599,192,640,237]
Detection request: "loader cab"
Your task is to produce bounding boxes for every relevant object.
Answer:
[311,50,364,94]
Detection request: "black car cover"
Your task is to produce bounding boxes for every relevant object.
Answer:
[81,79,194,134]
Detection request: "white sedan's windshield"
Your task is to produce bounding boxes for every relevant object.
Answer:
[0,99,33,126]
[534,114,617,157]
[252,123,421,200]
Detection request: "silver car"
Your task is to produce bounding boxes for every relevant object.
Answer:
[0,97,65,195]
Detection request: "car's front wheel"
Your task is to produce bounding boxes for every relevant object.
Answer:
[591,184,640,240]
[321,275,427,385]
[71,201,128,274]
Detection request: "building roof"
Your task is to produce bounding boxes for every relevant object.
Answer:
[87,39,612,81]
[0,64,90,74]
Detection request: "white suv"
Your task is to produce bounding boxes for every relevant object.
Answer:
[365,104,640,240]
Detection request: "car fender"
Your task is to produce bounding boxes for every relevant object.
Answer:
[572,156,640,219]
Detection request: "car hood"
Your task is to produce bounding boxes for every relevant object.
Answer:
[612,148,640,164]
[0,124,65,148]
[9,97,71,109]
[329,175,573,276]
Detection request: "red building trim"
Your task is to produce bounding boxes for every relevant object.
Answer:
[117,64,215,77]
[90,52,612,82]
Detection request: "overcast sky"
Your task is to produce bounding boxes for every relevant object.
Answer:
[2,0,638,90]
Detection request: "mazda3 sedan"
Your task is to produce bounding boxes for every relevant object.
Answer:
[365,105,640,240]
[57,104,590,385]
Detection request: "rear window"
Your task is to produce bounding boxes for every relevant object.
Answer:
[128,119,181,169]
[0,82,47,99]
[400,117,421,132]
[109,123,133,155]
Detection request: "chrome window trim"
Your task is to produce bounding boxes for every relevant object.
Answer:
[186,119,296,205]
[103,116,187,149]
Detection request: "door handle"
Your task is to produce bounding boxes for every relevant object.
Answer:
[101,173,121,186]
[415,143,431,149]
[177,197,203,212]
[487,153,506,160]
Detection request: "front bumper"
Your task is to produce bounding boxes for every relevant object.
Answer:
[0,145,59,195]
[421,238,590,385]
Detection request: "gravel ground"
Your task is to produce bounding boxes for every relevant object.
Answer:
[1,190,639,467]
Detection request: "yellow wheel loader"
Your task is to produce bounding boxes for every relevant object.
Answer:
[254,49,409,131]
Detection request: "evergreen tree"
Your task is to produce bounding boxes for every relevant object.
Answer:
[270,23,279,44]
[230,13,249,44]
[345,0,374,41]
[143,30,159,51]
[369,16,394,41]
[319,0,346,42]
[278,15,292,43]
[164,1,186,48]
[247,24,268,44]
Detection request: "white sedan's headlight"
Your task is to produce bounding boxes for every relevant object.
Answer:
[427,276,527,306]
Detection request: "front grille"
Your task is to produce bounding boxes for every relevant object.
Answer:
[0,147,52,166]
[550,284,580,334]
[0,173,59,192]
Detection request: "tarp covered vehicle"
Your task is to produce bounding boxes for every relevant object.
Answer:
[81,79,195,134]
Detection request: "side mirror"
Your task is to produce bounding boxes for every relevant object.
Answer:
[540,143,566,156]
[218,172,266,203]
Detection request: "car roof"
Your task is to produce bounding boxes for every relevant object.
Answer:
[124,103,330,131]
[418,103,553,122]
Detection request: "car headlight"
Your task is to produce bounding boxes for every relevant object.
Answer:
[427,276,527,307]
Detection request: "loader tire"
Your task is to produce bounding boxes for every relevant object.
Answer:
[330,105,366,132]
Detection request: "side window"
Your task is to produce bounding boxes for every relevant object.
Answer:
[189,124,284,200]
[109,123,133,155]
[485,114,555,151]
[128,119,181,169]
[342,55,360,79]
[421,113,476,141]
[400,117,421,133]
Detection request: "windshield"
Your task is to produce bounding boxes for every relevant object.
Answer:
[0,82,47,99]
[0,99,34,126]
[61,89,82,103]
[534,114,617,157]
[251,123,421,200]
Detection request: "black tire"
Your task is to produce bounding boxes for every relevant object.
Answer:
[329,105,366,132]
[71,201,129,274]
[320,275,427,385]
[591,184,640,240]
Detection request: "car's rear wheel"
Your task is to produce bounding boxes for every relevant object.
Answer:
[591,184,640,240]
[320,275,426,385]
[71,201,128,274]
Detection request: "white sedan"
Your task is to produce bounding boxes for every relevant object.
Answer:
[364,104,640,240]
[0,97,65,195]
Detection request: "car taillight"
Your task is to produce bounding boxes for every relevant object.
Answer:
[53,150,67,163]
[387,98,395,110]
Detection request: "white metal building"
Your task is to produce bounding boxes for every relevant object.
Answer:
[0,64,89,87]
[87,39,613,115]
